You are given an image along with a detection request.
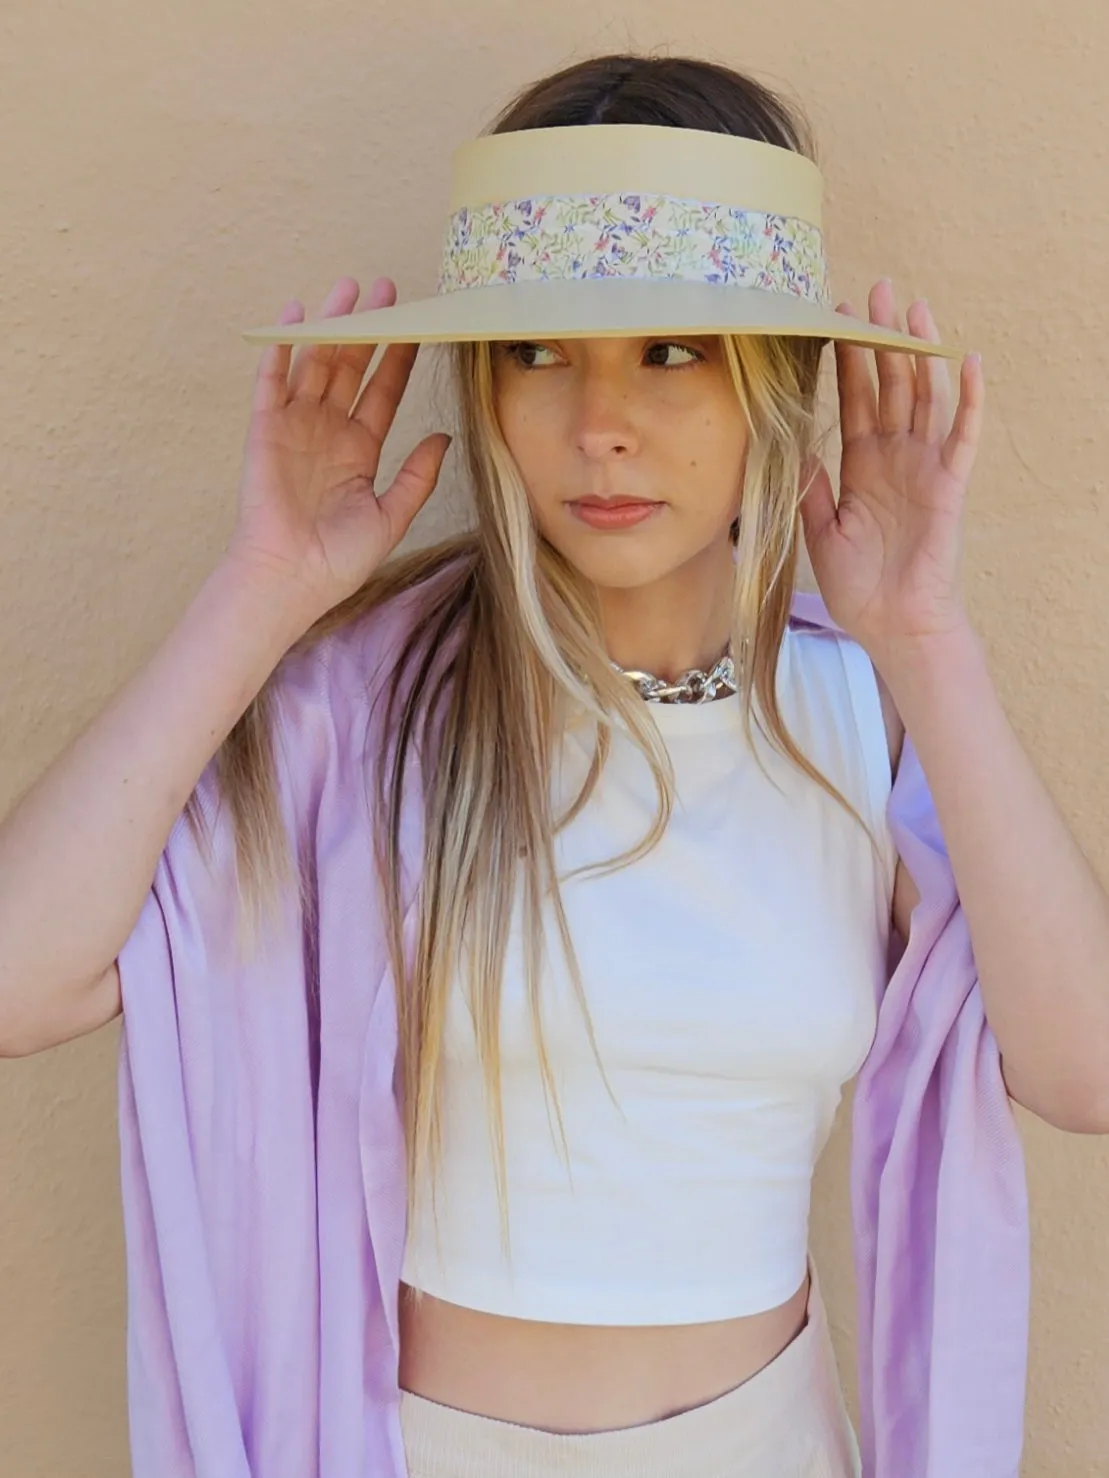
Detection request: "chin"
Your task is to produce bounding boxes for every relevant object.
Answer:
[550,537,687,592]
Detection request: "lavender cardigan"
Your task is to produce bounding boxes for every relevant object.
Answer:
[116,581,1029,1478]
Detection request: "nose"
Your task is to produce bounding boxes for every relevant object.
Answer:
[572,369,641,460]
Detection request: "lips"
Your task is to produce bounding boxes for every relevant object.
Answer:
[573,496,660,508]
[568,498,664,530]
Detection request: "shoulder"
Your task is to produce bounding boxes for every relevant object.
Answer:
[788,588,904,778]
[872,665,906,779]
[251,558,469,838]
[277,576,430,695]
[270,566,453,738]
[789,588,917,936]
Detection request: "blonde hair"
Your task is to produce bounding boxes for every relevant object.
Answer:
[185,56,885,1294]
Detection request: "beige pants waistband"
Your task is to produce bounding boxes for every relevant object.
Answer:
[399,1255,862,1478]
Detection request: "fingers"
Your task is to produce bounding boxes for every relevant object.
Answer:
[350,338,421,443]
[942,354,985,485]
[286,277,362,403]
[251,299,305,414]
[322,276,398,413]
[905,299,953,442]
[836,283,955,447]
[833,303,879,443]
[867,279,918,435]
[376,433,453,546]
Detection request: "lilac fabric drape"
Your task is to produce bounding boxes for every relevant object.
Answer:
[117,581,1028,1477]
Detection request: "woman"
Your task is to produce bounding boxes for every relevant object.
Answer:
[3,51,1108,1478]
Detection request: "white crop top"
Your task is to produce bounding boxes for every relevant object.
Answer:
[400,625,898,1324]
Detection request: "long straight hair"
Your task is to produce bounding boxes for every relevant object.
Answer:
[188,52,880,1280]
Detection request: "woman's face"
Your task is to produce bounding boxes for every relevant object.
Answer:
[490,336,750,593]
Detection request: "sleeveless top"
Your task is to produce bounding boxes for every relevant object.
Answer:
[400,624,898,1323]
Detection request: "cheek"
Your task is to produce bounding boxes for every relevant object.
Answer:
[495,396,559,476]
[679,418,748,502]
[502,427,575,518]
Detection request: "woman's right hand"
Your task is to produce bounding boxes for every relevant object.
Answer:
[224,275,452,628]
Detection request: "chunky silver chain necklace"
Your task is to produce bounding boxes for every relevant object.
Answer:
[610,646,737,704]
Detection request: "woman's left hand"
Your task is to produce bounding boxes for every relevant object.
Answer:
[797,278,985,671]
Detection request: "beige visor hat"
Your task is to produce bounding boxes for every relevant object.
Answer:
[241,122,961,360]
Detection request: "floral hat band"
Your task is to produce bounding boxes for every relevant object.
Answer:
[436,192,831,305]
[242,123,960,360]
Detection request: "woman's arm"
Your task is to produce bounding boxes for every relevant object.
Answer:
[799,278,1109,1135]
[0,277,451,1057]
[877,629,1109,1135]
[0,559,308,1057]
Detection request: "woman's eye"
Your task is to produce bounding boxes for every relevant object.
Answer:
[503,341,703,370]
[505,341,558,368]
[644,341,703,369]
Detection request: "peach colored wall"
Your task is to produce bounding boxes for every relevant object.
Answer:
[2,3,1107,1473]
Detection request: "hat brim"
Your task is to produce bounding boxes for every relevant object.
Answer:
[241,277,962,360]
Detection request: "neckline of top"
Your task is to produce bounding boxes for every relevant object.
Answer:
[593,628,796,739]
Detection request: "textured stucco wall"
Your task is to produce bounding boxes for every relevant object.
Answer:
[2,3,1107,1473]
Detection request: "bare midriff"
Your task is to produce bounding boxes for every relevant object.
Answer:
[396,1268,811,1433]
